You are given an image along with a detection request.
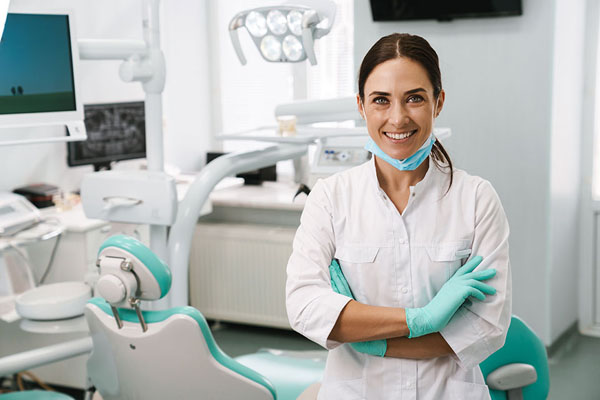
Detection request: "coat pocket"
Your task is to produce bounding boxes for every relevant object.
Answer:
[333,245,383,302]
[335,246,379,264]
[423,240,472,290]
[446,378,491,400]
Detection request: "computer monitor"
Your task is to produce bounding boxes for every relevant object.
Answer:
[67,102,146,171]
[0,6,86,144]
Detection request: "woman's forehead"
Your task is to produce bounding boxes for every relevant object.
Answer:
[365,57,433,94]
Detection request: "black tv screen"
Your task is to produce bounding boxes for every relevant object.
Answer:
[370,0,522,22]
[0,13,76,114]
[67,102,146,170]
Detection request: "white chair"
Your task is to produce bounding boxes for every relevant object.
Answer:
[85,235,324,399]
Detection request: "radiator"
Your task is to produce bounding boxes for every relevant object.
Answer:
[190,223,297,329]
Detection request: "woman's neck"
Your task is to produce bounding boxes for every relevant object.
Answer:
[374,155,430,194]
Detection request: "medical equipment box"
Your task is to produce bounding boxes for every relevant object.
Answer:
[81,170,177,225]
[13,183,59,208]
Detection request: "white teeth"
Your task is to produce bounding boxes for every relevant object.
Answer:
[385,130,415,140]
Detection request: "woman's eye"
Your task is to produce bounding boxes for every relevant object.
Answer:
[407,95,424,103]
[373,97,389,105]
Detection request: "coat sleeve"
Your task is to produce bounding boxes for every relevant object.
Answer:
[440,179,512,370]
[286,179,352,349]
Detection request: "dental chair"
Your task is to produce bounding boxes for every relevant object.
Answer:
[0,236,547,400]
[84,235,324,399]
[480,315,550,400]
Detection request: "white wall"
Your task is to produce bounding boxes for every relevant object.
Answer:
[578,0,600,336]
[354,0,583,345]
[0,0,212,193]
[161,0,212,172]
[548,0,585,344]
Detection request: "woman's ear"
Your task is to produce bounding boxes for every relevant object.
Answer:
[356,94,365,120]
[434,90,445,118]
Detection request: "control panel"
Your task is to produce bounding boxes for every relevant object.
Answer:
[310,136,371,181]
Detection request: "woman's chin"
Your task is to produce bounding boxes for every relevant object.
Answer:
[380,149,412,161]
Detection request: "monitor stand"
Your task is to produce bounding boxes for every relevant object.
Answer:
[93,162,112,172]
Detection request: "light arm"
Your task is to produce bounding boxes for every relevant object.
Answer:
[169,144,308,308]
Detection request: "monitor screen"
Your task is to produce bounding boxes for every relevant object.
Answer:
[67,102,146,170]
[0,13,76,114]
[369,0,522,21]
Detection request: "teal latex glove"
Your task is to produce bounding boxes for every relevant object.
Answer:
[405,255,496,338]
[329,259,387,357]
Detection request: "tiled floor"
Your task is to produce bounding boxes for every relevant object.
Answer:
[547,333,600,399]
[213,322,600,399]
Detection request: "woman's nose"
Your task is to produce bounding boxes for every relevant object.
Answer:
[388,102,408,125]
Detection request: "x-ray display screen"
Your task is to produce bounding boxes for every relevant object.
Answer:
[0,13,76,114]
[67,102,146,170]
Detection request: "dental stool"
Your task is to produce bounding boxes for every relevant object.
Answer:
[480,315,550,400]
[85,235,324,400]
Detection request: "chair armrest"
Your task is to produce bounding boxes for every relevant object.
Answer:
[486,363,537,391]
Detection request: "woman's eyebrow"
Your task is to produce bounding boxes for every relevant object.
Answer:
[404,88,427,94]
[405,88,427,95]
[368,88,427,97]
[368,91,391,97]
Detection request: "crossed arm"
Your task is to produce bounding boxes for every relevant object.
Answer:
[326,256,496,359]
[328,300,453,359]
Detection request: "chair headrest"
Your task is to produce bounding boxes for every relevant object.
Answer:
[95,235,172,308]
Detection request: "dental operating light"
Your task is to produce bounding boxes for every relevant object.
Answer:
[229,0,336,65]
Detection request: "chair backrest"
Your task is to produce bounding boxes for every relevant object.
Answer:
[480,315,550,400]
[85,235,276,400]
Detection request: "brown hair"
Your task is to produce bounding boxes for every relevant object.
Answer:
[358,33,453,191]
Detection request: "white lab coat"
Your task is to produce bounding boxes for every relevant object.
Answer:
[286,156,511,400]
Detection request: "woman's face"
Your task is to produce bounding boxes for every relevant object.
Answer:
[358,57,444,161]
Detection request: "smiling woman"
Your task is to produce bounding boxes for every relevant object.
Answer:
[286,33,512,400]
[357,34,453,197]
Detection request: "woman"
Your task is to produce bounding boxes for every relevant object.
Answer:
[286,33,511,399]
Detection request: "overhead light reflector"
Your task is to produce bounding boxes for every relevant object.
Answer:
[229,1,336,66]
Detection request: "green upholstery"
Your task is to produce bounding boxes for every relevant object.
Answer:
[236,351,326,400]
[480,316,550,400]
[88,297,277,399]
[98,235,172,298]
[0,391,74,400]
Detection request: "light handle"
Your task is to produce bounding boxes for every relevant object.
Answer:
[301,10,319,65]
[229,15,247,65]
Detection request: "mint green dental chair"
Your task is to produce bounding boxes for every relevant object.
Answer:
[84,235,324,400]
[480,315,550,400]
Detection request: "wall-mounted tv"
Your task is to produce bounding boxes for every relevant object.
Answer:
[369,0,522,22]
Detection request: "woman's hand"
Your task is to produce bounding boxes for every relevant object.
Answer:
[405,255,496,338]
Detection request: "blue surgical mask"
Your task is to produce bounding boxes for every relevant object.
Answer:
[364,133,436,171]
